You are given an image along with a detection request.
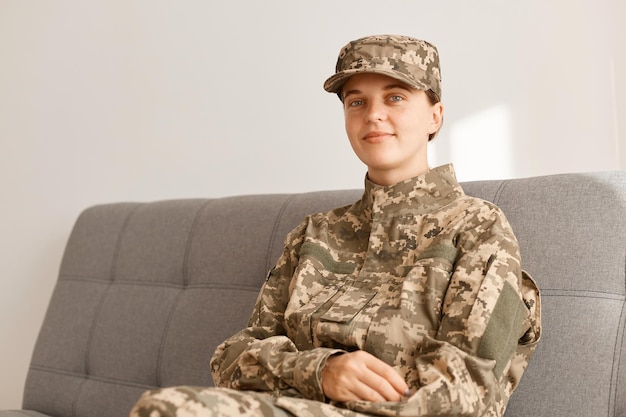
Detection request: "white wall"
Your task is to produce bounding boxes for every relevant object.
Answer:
[1,0,623,409]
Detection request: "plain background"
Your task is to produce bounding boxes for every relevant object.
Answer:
[1,0,624,410]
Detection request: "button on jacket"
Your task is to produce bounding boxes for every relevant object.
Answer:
[211,164,541,417]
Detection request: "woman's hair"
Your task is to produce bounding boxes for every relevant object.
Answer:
[425,89,443,142]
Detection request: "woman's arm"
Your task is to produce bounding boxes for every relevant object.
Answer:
[410,218,536,415]
[209,221,345,402]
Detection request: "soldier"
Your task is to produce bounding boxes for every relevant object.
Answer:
[129,34,541,417]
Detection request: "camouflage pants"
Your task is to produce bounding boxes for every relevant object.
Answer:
[129,386,295,417]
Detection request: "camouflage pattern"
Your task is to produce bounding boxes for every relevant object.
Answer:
[130,164,541,417]
[323,34,442,100]
[129,386,296,417]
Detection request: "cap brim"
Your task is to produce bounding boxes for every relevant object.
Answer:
[323,68,428,95]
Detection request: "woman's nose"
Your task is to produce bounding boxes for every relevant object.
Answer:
[366,101,387,123]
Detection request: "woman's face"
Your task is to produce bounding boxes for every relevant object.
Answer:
[342,73,443,186]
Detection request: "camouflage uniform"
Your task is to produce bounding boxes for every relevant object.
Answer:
[129,164,541,417]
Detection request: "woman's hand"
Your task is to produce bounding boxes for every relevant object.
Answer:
[321,350,409,402]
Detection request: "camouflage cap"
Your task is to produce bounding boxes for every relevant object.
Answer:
[323,34,442,99]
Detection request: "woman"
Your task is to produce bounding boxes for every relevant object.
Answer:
[129,34,541,417]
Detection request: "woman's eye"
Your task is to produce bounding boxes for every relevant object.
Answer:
[349,99,364,107]
[389,95,403,102]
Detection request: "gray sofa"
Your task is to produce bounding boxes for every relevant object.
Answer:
[2,170,625,417]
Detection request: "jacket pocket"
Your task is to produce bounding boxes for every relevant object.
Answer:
[313,286,377,349]
[400,257,455,333]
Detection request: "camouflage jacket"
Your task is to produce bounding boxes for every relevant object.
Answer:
[211,164,541,417]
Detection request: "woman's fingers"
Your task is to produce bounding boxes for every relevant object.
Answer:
[321,351,409,402]
[362,353,409,398]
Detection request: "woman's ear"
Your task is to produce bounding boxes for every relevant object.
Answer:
[429,102,444,134]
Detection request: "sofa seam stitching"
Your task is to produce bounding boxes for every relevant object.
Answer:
[609,300,625,417]
[54,276,263,292]
[539,294,625,301]
[74,203,141,417]
[265,195,295,273]
[534,289,625,300]
[491,179,509,205]
[611,265,626,417]
[28,365,156,390]
[155,201,211,387]
[181,200,213,287]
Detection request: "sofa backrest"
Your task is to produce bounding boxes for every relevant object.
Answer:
[21,171,626,417]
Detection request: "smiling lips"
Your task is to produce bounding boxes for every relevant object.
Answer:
[363,131,394,143]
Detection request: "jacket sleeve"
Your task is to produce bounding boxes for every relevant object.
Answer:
[416,204,540,416]
[210,220,345,402]
[415,204,540,415]
[346,202,541,417]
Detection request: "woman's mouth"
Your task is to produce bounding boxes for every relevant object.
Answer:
[363,131,394,143]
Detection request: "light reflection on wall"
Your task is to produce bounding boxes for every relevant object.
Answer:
[431,105,514,182]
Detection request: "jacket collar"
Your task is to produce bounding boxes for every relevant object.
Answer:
[359,164,465,217]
